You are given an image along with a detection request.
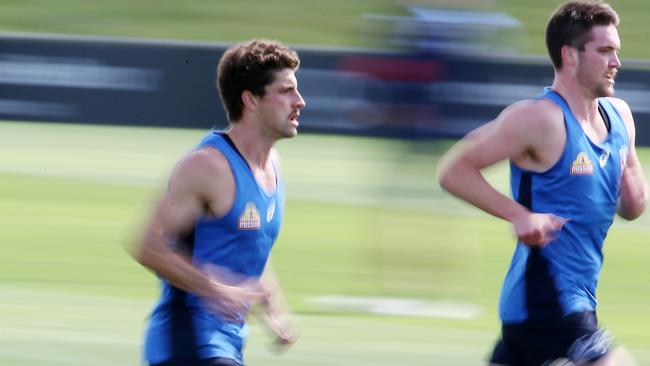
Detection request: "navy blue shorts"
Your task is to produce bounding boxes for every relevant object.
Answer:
[489,311,611,365]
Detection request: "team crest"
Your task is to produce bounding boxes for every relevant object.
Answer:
[266,199,276,222]
[570,152,594,175]
[238,202,261,230]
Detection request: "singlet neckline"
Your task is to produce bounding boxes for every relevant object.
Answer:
[220,132,248,166]
[545,88,612,145]
[217,131,277,197]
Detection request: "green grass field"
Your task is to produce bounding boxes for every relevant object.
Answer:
[1,121,649,365]
[2,1,650,59]
[495,0,650,59]
[2,1,649,364]
[0,0,402,49]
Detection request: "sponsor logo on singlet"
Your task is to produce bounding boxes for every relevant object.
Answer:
[598,151,610,168]
[266,199,276,222]
[238,202,261,230]
[570,152,594,175]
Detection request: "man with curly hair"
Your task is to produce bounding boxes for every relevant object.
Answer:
[133,39,306,366]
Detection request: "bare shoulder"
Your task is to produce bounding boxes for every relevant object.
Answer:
[170,147,235,207]
[499,98,562,127]
[172,147,229,184]
[489,98,565,171]
[607,97,632,117]
[606,97,637,142]
[607,96,634,123]
[441,97,565,172]
[484,98,564,146]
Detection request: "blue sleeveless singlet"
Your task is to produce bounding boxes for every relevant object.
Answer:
[144,131,284,365]
[499,88,629,324]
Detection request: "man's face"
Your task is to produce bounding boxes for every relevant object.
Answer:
[257,68,306,139]
[576,24,621,98]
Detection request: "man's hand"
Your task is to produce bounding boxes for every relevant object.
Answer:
[261,301,299,353]
[200,265,269,322]
[512,212,568,247]
[202,280,268,322]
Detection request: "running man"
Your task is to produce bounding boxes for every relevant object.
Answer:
[132,39,306,366]
[438,1,647,365]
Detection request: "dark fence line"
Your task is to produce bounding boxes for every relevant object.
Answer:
[2,33,650,144]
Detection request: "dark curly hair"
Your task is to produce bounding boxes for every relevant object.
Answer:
[546,0,619,69]
[217,39,300,122]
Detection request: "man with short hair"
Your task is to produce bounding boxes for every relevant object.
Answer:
[133,39,306,366]
[438,1,647,365]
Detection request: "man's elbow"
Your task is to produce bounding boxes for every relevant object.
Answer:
[617,196,648,221]
[131,241,156,269]
[618,208,643,221]
[437,161,455,192]
[437,153,472,194]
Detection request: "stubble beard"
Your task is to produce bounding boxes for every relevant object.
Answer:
[275,123,297,140]
[580,72,615,98]
[576,64,616,98]
[594,82,615,98]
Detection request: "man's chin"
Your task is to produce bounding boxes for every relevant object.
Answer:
[595,86,615,98]
[282,129,298,139]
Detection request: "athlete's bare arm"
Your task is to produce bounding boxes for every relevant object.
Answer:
[608,98,648,220]
[250,150,298,348]
[257,260,299,350]
[132,148,264,320]
[438,99,568,246]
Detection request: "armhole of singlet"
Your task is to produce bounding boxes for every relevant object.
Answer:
[598,102,611,132]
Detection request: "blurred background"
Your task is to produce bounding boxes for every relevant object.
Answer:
[1,1,650,365]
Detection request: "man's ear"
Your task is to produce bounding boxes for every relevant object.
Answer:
[561,45,578,67]
[242,90,257,110]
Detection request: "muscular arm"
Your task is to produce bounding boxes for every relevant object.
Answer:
[257,151,298,345]
[133,151,213,296]
[437,119,528,222]
[131,149,261,318]
[437,100,568,245]
[610,98,648,220]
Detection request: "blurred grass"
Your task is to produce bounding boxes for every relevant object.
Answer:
[0,0,402,48]
[2,1,650,59]
[1,121,649,365]
[495,0,650,60]
[2,1,650,365]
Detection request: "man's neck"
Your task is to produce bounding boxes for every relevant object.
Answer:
[225,122,273,170]
[551,79,600,123]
